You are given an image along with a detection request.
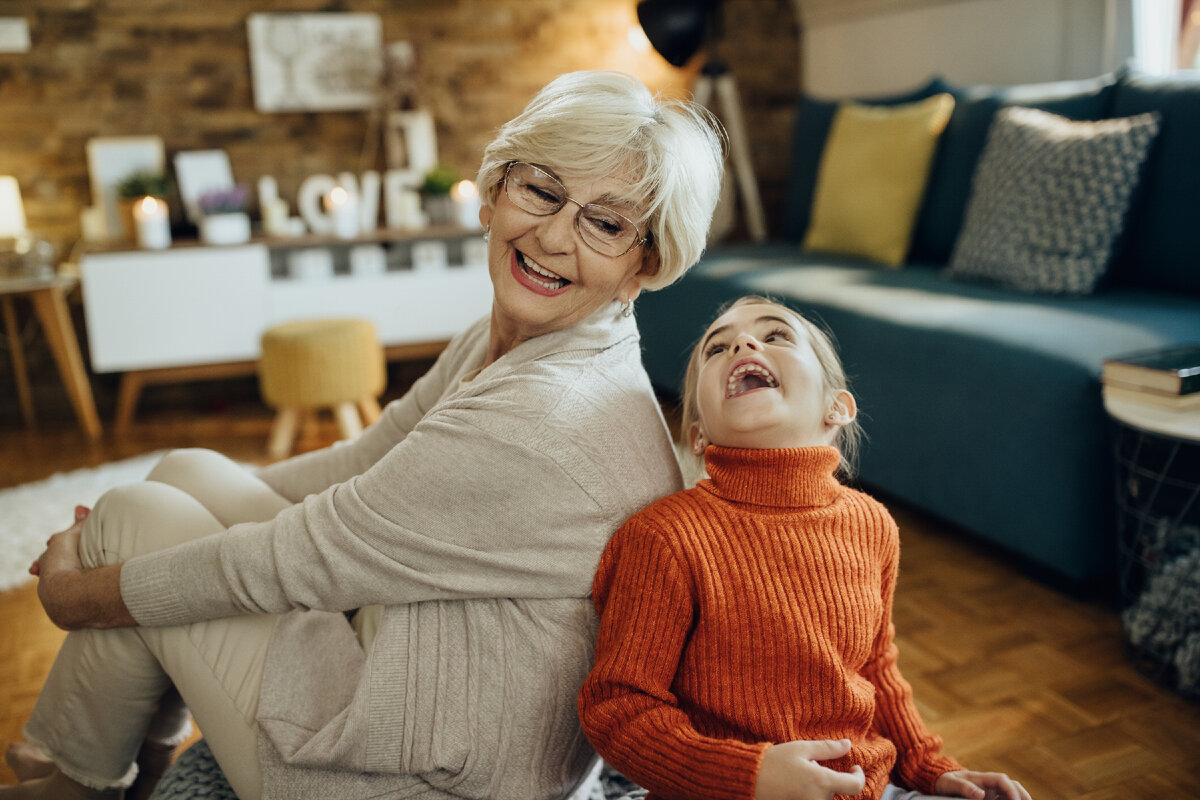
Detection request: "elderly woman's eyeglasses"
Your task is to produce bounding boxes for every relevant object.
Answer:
[503,162,649,258]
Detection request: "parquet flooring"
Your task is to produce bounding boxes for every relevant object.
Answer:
[2,403,1198,797]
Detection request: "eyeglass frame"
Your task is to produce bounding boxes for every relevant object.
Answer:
[502,161,651,258]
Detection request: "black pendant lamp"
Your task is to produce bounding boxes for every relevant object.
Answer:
[635,0,720,68]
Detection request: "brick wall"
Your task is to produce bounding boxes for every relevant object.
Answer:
[0,0,798,425]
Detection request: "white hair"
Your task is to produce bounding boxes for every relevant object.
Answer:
[476,71,725,290]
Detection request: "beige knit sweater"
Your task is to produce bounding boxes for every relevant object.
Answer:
[120,301,683,800]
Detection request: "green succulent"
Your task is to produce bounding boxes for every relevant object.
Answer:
[421,165,459,196]
[116,170,173,200]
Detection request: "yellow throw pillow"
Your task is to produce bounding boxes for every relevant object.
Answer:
[803,93,954,267]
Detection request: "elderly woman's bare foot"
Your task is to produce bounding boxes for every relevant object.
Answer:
[3,742,55,782]
[0,769,123,798]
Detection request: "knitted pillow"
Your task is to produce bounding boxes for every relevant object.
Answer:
[946,106,1161,295]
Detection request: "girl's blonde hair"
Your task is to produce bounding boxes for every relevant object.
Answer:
[680,295,864,478]
[476,70,725,291]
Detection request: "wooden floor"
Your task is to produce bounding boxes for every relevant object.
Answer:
[1,403,1198,798]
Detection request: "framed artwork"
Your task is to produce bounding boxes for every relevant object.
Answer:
[174,150,235,223]
[247,12,383,113]
[85,136,165,240]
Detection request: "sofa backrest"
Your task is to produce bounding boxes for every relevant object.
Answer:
[785,69,1200,297]
[1107,69,1200,295]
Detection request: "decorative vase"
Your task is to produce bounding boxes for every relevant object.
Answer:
[200,212,251,245]
[423,195,454,225]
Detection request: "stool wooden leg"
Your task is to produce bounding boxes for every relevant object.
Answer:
[334,402,363,440]
[268,407,299,460]
[358,396,381,425]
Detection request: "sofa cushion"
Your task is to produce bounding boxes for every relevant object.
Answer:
[1109,69,1200,294]
[910,73,1119,262]
[803,94,954,267]
[947,106,1160,295]
[784,77,952,243]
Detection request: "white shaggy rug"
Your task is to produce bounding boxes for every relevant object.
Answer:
[0,451,166,593]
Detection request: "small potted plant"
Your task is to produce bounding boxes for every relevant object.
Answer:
[421,165,459,225]
[197,185,251,245]
[115,170,173,243]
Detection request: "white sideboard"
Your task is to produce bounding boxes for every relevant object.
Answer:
[79,228,493,427]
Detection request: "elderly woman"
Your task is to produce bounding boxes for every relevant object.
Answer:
[3,71,724,800]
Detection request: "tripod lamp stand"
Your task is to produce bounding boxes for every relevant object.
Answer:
[637,0,767,242]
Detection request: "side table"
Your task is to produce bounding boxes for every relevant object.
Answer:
[0,274,102,438]
[1104,390,1200,700]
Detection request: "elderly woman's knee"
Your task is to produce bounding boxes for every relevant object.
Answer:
[147,448,232,489]
[82,481,221,568]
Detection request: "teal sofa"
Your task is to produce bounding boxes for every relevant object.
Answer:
[637,68,1200,590]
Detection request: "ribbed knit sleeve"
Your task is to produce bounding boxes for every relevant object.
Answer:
[861,524,963,793]
[579,519,768,800]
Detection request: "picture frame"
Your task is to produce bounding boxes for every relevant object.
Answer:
[247,12,383,113]
[85,136,165,241]
[174,150,236,223]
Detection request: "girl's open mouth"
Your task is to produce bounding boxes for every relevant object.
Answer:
[726,361,779,397]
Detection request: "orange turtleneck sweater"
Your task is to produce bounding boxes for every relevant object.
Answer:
[578,446,962,800]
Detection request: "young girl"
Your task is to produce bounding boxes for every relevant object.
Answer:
[578,296,1031,800]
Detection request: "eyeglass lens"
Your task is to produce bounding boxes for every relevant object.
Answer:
[505,163,640,256]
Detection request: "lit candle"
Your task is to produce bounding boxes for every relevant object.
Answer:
[325,186,359,239]
[133,196,171,250]
[450,180,481,230]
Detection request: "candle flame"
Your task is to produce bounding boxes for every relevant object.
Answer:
[451,180,478,201]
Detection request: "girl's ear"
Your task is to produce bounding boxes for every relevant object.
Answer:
[689,422,707,455]
[824,391,857,428]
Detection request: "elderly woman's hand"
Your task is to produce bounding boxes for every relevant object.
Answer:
[31,505,137,630]
[30,505,88,578]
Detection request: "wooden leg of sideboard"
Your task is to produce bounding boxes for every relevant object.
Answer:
[114,371,146,435]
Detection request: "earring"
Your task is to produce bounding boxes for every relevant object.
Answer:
[621,300,633,318]
[483,225,490,243]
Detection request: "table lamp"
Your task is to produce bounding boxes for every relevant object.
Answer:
[0,176,27,238]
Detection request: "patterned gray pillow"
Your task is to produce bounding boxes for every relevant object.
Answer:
[946,106,1161,295]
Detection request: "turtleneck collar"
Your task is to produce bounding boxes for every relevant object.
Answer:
[698,445,843,509]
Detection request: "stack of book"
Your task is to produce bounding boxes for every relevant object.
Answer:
[1102,344,1200,411]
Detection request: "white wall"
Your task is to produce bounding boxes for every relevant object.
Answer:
[800,0,1135,97]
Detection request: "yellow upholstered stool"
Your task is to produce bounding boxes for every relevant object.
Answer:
[258,318,386,459]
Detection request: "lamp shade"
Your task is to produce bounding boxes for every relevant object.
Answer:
[636,0,717,68]
[0,176,26,237]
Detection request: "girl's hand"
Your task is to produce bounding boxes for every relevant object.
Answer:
[935,769,1032,800]
[754,739,865,800]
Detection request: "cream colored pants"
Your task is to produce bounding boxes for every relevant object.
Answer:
[23,449,292,799]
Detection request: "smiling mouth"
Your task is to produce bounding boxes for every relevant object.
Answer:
[518,251,571,291]
[726,361,779,397]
